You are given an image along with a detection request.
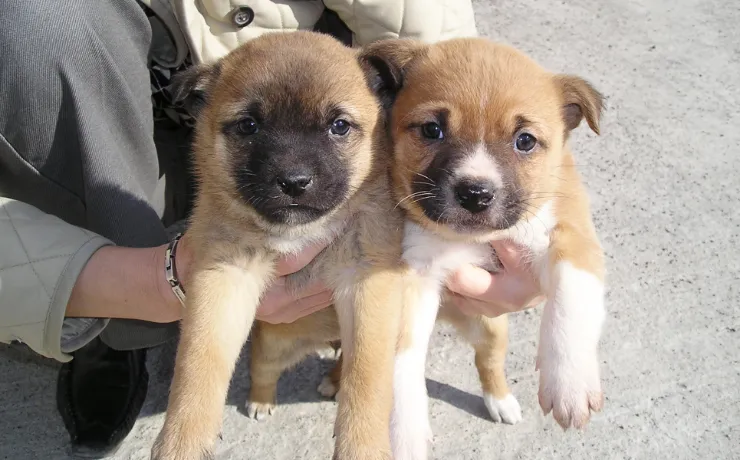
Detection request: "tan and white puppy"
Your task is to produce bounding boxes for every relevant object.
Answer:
[358,37,608,459]
[150,31,407,460]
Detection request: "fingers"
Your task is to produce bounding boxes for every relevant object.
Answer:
[257,277,332,324]
[286,291,334,322]
[447,265,517,306]
[490,240,525,273]
[258,290,333,324]
[446,240,543,317]
[258,279,327,316]
[447,264,495,298]
[450,292,507,318]
[274,241,328,276]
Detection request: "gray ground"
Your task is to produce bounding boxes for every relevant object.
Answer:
[2,0,739,459]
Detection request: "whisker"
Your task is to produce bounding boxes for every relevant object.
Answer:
[407,195,434,206]
[413,171,436,185]
[394,191,435,210]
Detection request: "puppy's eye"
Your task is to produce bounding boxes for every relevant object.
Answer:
[421,122,444,140]
[515,132,537,153]
[330,119,351,136]
[237,117,259,135]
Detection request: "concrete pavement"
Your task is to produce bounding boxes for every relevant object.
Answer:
[1,0,738,458]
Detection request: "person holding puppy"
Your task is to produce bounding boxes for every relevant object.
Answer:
[0,0,542,456]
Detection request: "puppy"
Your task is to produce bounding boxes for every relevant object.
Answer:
[150,31,407,460]
[357,37,608,459]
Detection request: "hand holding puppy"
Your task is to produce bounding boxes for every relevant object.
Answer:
[258,242,334,324]
[447,241,544,317]
[168,235,332,324]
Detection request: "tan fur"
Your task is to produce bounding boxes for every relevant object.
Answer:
[151,32,407,460]
[359,36,607,433]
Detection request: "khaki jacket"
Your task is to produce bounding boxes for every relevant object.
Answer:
[0,0,477,362]
[141,0,477,66]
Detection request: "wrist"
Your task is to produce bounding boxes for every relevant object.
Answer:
[152,243,180,316]
[67,244,180,322]
[155,233,193,317]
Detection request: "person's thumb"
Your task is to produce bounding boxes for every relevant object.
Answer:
[491,240,525,272]
[275,241,327,276]
[447,264,494,298]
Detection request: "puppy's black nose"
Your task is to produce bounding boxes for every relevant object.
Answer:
[277,173,313,197]
[454,180,495,213]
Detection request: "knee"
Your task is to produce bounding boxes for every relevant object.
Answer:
[0,2,86,68]
[0,0,149,82]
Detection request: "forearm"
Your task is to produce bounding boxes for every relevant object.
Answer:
[66,244,182,323]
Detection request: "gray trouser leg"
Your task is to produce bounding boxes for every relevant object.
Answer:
[0,0,179,350]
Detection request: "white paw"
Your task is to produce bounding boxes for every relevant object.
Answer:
[317,376,339,399]
[246,401,275,421]
[483,393,522,425]
[537,357,603,430]
[316,346,342,360]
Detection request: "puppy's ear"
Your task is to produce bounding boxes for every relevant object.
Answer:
[555,75,604,135]
[358,39,427,111]
[169,62,222,117]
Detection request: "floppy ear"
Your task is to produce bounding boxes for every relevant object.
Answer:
[358,38,427,111]
[555,75,604,135]
[168,62,222,117]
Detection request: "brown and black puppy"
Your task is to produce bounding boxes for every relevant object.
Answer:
[356,37,608,459]
[150,31,407,460]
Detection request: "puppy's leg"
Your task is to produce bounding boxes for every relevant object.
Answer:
[152,261,270,460]
[438,301,522,425]
[537,224,606,430]
[247,324,306,421]
[317,353,343,399]
[389,277,440,460]
[249,307,341,416]
[332,269,404,460]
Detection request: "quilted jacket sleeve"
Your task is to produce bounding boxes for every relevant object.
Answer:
[0,197,113,362]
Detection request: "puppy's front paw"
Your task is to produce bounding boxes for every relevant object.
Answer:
[316,345,342,360]
[483,393,522,425]
[246,400,275,421]
[537,356,603,430]
[151,431,214,460]
[317,375,339,399]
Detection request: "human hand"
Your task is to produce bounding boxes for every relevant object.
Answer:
[256,243,333,324]
[446,241,544,317]
[170,236,332,324]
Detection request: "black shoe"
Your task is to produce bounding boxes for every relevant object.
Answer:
[56,337,149,458]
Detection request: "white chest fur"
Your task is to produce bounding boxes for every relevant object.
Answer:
[402,199,556,282]
[266,218,347,255]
